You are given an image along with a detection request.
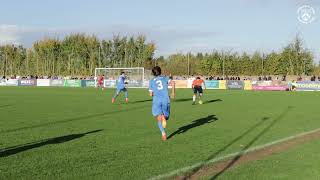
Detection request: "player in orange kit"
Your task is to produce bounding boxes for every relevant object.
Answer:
[192,76,206,105]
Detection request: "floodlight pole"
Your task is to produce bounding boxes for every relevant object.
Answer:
[304,57,306,75]
[187,52,190,76]
[262,53,264,76]
[0,49,2,76]
[4,53,7,78]
[223,54,225,78]
[98,46,101,67]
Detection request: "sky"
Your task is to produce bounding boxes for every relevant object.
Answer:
[0,0,319,60]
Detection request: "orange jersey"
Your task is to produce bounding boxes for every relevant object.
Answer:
[192,79,204,87]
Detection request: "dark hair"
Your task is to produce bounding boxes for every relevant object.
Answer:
[121,71,125,75]
[196,77,200,79]
[152,66,161,76]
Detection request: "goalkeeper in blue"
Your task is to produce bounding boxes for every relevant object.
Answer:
[149,66,175,141]
[112,72,128,103]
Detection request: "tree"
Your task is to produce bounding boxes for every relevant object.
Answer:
[0,33,315,77]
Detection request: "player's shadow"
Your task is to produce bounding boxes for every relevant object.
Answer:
[167,115,219,139]
[131,99,152,104]
[204,99,222,104]
[0,104,12,109]
[173,98,192,102]
[0,129,103,158]
[173,98,222,104]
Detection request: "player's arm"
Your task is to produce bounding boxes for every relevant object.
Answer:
[149,90,153,97]
[149,80,154,97]
[123,76,128,85]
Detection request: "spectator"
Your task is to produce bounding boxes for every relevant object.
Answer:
[282,75,286,81]
[297,76,302,81]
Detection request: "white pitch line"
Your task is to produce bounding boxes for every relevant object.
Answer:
[149,127,320,180]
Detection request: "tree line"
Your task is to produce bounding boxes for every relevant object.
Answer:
[0,34,319,77]
[156,36,317,76]
[0,34,155,76]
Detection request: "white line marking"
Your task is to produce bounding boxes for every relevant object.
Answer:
[149,128,320,180]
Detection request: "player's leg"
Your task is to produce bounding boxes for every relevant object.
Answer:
[99,82,104,90]
[192,88,197,105]
[198,87,203,104]
[157,116,166,141]
[163,102,170,120]
[160,101,170,128]
[112,89,120,103]
[153,101,167,141]
[101,82,105,90]
[124,88,129,103]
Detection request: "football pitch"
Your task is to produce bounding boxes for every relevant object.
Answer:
[1,87,320,179]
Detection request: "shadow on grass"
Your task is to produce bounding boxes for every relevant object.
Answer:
[173,98,222,104]
[0,129,103,158]
[0,104,12,109]
[204,99,222,104]
[173,98,191,102]
[167,115,219,140]
[0,104,147,134]
[131,99,152,104]
[210,106,294,179]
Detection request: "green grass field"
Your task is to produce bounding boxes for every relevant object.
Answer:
[1,87,320,179]
[213,139,320,180]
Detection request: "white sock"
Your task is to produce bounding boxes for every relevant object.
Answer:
[193,95,196,102]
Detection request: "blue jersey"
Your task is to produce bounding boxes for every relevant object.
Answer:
[149,76,170,102]
[117,74,126,89]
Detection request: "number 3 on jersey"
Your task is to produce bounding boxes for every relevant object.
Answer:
[156,80,163,90]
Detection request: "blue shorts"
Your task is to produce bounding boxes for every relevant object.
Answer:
[116,87,127,94]
[152,100,170,120]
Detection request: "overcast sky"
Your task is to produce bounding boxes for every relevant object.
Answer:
[0,0,319,60]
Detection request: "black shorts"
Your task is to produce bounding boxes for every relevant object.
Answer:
[193,86,203,94]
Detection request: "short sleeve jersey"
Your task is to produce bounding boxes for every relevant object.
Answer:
[149,76,170,102]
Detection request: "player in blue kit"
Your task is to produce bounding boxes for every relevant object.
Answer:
[112,72,128,103]
[149,66,175,141]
